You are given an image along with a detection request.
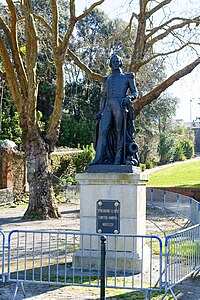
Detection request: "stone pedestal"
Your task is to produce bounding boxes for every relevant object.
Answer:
[75,167,149,273]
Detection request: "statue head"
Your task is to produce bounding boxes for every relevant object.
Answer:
[109,54,122,69]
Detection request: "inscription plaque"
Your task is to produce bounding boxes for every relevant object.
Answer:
[96,199,120,234]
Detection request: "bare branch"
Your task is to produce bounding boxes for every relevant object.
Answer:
[105,13,136,45]
[0,71,6,80]
[138,42,195,69]
[61,0,76,56]
[131,11,139,21]
[0,17,12,43]
[70,0,75,19]
[134,57,200,116]
[62,0,105,55]
[67,48,103,82]
[147,0,172,18]
[146,16,200,40]
[0,34,22,112]
[33,13,52,31]
[22,0,38,71]
[75,0,105,21]
[146,17,200,48]
[45,62,65,147]
[50,0,59,52]
[6,0,28,98]
[46,0,105,145]
[32,13,103,81]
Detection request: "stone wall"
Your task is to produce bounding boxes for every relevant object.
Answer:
[0,150,13,188]
[12,152,26,194]
[0,150,25,195]
[0,149,83,197]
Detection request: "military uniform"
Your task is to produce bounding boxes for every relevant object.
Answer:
[92,69,138,165]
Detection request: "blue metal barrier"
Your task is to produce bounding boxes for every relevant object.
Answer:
[1,226,199,299]
[0,230,5,283]
[162,224,200,299]
[7,230,163,299]
[147,188,200,224]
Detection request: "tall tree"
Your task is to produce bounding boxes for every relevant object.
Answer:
[0,0,104,219]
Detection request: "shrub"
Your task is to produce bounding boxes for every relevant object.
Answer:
[146,161,154,169]
[57,113,95,148]
[140,163,146,172]
[173,143,186,161]
[51,144,95,186]
[158,134,176,165]
[181,139,194,159]
[73,144,95,173]
[1,112,22,146]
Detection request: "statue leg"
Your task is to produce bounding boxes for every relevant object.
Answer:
[91,110,112,164]
[113,107,123,165]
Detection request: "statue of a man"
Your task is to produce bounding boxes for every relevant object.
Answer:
[90,54,138,166]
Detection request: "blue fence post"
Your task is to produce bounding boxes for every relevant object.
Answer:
[0,231,5,283]
[151,188,153,202]
[100,236,106,300]
[198,203,200,223]
[176,194,179,205]
[164,191,166,205]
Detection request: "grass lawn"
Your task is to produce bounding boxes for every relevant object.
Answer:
[147,159,200,188]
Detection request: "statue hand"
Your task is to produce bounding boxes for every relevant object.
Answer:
[93,111,103,121]
[131,95,137,100]
[122,96,132,104]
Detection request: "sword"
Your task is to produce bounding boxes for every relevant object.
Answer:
[123,105,129,164]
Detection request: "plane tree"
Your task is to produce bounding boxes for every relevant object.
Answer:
[0,0,104,219]
[72,0,200,115]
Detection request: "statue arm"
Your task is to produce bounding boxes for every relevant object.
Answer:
[128,73,138,100]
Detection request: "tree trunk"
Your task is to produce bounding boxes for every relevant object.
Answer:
[23,134,61,220]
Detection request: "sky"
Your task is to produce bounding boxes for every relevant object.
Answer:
[0,0,199,122]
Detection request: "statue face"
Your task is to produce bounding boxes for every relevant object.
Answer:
[110,55,122,70]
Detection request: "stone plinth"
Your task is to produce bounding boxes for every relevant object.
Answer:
[73,249,145,273]
[75,167,149,272]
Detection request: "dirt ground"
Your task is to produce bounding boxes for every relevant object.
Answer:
[0,200,200,300]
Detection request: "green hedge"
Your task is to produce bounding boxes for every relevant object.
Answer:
[51,144,95,186]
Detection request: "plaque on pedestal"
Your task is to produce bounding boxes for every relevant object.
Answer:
[96,199,120,234]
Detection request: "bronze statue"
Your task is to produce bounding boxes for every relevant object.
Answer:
[90,54,139,166]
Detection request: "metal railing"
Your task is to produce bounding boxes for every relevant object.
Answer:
[162,224,200,300]
[147,188,200,224]
[0,187,13,206]
[64,184,80,202]
[51,174,80,202]
[0,227,199,299]
[6,230,163,299]
[0,230,5,282]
